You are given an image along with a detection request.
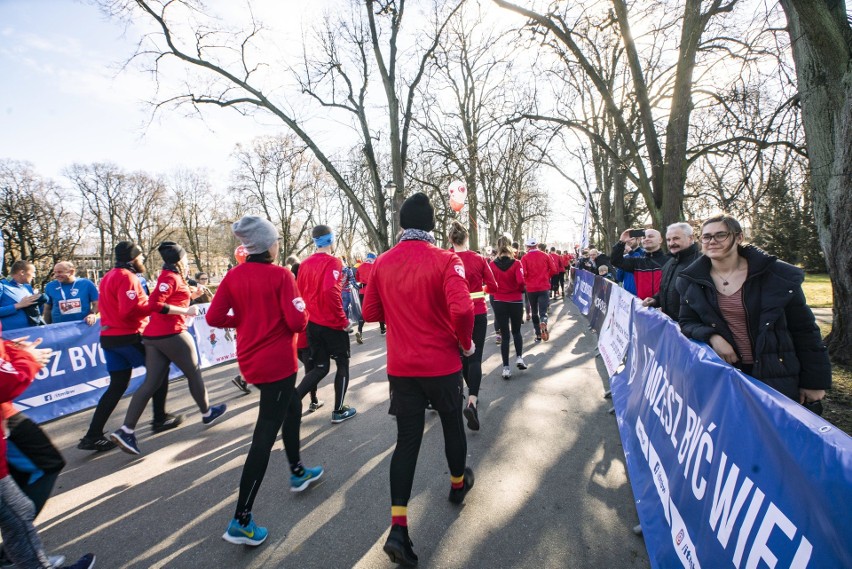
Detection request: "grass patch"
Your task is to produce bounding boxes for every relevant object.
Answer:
[802,273,833,307]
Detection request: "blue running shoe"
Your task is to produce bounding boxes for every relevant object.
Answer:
[291,465,324,492]
[331,405,357,424]
[202,404,227,425]
[109,429,140,455]
[62,553,95,569]
[222,515,268,546]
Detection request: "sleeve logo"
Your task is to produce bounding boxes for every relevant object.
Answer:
[0,359,17,375]
[126,290,137,300]
[454,265,466,279]
[292,297,306,312]
[159,283,169,293]
[333,270,340,281]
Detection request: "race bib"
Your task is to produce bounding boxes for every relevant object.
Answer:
[59,298,82,315]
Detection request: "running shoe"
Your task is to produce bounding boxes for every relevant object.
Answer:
[463,403,480,431]
[380,326,387,335]
[516,356,528,370]
[355,332,364,344]
[448,467,475,504]
[151,413,183,433]
[540,322,549,341]
[62,554,95,569]
[109,429,140,455]
[291,465,324,492]
[501,366,511,380]
[534,336,542,343]
[222,515,268,546]
[495,335,502,345]
[231,376,251,394]
[308,399,325,412]
[331,405,357,424]
[202,404,227,425]
[77,435,116,452]
[383,524,418,567]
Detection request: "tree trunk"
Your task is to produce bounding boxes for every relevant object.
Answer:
[781,0,852,364]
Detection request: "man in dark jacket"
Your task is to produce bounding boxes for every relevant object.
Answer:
[610,229,667,300]
[642,222,701,320]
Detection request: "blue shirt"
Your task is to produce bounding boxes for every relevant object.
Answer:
[0,279,47,330]
[45,278,99,323]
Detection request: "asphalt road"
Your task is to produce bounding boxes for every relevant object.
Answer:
[26,298,650,569]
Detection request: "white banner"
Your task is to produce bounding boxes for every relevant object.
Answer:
[191,303,237,368]
[597,285,634,376]
[580,191,591,249]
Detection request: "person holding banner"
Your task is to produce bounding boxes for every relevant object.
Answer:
[110,241,227,456]
[642,222,701,320]
[207,216,323,546]
[78,242,180,452]
[676,214,831,405]
[448,220,498,431]
[610,229,666,300]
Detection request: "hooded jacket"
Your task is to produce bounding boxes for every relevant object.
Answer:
[651,242,701,320]
[610,241,666,299]
[489,256,525,302]
[676,245,831,400]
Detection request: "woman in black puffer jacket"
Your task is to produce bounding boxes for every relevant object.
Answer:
[676,214,831,404]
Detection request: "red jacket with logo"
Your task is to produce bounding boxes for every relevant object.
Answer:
[550,253,565,273]
[456,250,498,315]
[297,252,348,330]
[521,249,557,293]
[489,257,525,302]
[99,268,150,337]
[144,270,192,337]
[207,262,308,383]
[362,240,474,377]
[0,329,43,479]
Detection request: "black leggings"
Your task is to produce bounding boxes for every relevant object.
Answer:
[492,301,524,366]
[85,368,169,439]
[461,313,487,397]
[528,291,550,336]
[235,374,302,516]
[296,355,350,411]
[390,410,466,507]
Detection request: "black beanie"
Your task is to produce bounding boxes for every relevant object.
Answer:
[157,241,186,264]
[399,192,435,232]
[115,241,142,263]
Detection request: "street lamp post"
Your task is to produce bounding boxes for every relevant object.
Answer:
[384,180,397,247]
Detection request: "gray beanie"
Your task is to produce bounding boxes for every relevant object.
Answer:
[232,216,279,254]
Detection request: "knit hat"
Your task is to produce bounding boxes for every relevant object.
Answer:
[157,241,186,264]
[366,252,377,261]
[525,237,537,247]
[115,241,142,263]
[232,216,279,254]
[399,192,435,232]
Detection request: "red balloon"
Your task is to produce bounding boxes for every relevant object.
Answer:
[450,199,465,213]
[234,245,249,264]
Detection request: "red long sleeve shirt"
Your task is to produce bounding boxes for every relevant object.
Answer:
[297,252,348,330]
[521,249,558,293]
[99,268,150,337]
[362,240,474,377]
[550,252,565,274]
[456,250,499,315]
[206,262,308,384]
[489,258,525,302]
[0,332,43,479]
[143,270,192,337]
[355,261,374,291]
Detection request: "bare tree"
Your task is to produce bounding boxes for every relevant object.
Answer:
[169,168,222,272]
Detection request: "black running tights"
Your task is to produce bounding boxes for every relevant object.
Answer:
[235,374,302,516]
[492,301,524,366]
[85,368,169,439]
[461,313,487,397]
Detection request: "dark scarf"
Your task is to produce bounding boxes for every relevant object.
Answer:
[400,228,436,244]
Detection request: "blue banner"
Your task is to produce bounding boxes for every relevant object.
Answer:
[587,275,612,333]
[610,307,852,568]
[571,269,595,316]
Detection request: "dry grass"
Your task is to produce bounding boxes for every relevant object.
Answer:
[802,273,833,307]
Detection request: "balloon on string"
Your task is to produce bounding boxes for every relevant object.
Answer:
[234,245,249,265]
[448,179,467,213]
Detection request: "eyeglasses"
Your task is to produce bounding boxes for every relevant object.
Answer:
[700,231,732,243]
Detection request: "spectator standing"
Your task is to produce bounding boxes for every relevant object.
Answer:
[43,262,99,325]
[616,239,643,295]
[610,229,666,300]
[0,261,48,330]
[642,223,701,320]
[188,272,213,306]
[521,239,557,342]
[677,214,831,405]
[208,216,323,546]
[362,192,475,566]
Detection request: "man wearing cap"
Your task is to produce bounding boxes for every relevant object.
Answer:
[77,242,180,452]
[354,252,384,343]
[43,261,99,325]
[521,238,558,341]
[295,225,357,424]
[362,192,475,566]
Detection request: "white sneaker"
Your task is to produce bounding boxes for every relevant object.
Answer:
[502,366,511,379]
[516,356,527,370]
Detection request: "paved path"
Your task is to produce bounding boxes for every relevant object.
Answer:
[27,299,650,568]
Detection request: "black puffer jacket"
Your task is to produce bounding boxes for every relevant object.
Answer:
[676,245,831,400]
[651,243,701,320]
